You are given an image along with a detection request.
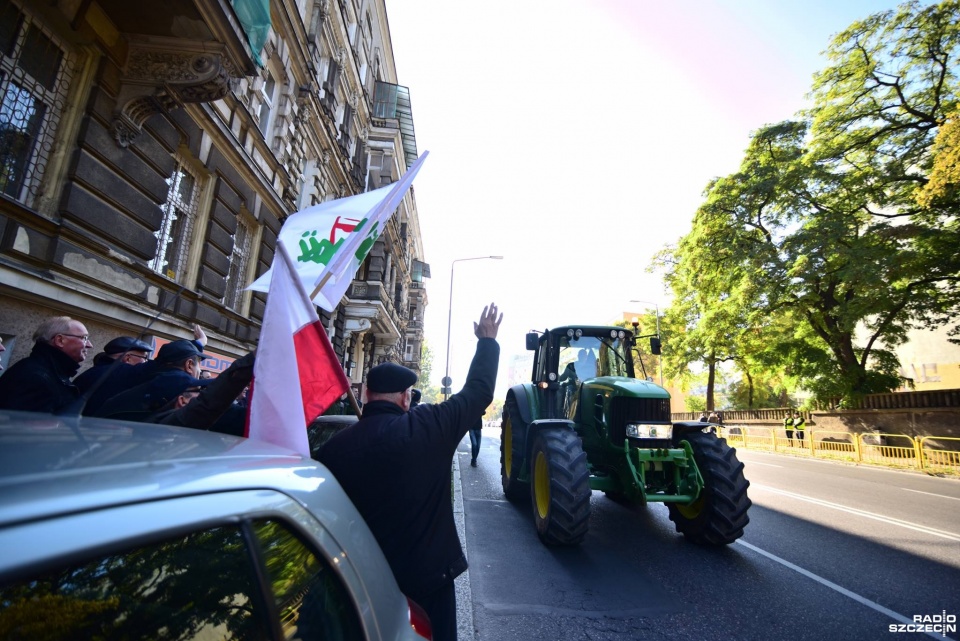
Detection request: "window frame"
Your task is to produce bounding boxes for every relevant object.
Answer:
[150,153,206,282]
[0,0,78,209]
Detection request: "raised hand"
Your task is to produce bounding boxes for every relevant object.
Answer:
[474,302,503,340]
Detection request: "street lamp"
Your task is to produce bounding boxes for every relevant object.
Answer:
[630,299,662,387]
[444,256,503,400]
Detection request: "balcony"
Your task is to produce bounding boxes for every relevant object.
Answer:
[372,81,418,167]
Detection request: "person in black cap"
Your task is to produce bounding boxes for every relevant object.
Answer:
[319,303,502,641]
[95,339,210,421]
[74,336,153,415]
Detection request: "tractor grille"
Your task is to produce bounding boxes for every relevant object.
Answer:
[609,397,671,444]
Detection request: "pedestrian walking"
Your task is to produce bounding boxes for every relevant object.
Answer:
[469,417,482,467]
[0,316,92,413]
[784,412,795,446]
[319,303,502,641]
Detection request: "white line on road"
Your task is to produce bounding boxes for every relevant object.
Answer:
[902,488,960,502]
[736,540,951,641]
[744,460,783,468]
[751,484,960,541]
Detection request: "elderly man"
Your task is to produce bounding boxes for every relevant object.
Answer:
[74,336,153,415]
[0,316,92,413]
[320,303,502,641]
[96,339,209,421]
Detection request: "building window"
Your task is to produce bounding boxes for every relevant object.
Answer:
[257,71,277,136]
[223,215,254,310]
[151,157,202,281]
[0,0,73,206]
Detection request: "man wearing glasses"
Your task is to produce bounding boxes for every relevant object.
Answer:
[0,316,92,413]
[74,337,154,416]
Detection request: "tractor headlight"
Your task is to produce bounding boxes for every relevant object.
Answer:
[626,423,673,439]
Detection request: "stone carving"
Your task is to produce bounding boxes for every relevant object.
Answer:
[111,39,241,148]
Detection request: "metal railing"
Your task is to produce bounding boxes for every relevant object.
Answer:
[718,427,960,474]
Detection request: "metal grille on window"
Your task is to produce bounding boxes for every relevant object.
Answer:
[224,218,253,310]
[0,0,74,207]
[151,160,200,281]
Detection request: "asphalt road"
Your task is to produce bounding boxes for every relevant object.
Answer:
[456,427,960,641]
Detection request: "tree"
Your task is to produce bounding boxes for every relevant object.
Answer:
[657,1,960,403]
[416,340,443,404]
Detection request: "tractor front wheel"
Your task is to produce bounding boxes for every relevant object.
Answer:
[500,399,528,501]
[668,430,751,545]
[530,428,591,546]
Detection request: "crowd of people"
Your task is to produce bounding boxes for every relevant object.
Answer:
[0,304,503,641]
[0,316,251,434]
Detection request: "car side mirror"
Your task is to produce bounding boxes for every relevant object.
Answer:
[526,333,539,351]
[650,337,662,355]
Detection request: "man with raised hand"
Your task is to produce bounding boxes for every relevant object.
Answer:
[320,303,502,641]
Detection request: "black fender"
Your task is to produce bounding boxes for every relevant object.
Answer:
[506,384,533,425]
[524,419,578,464]
[672,420,717,444]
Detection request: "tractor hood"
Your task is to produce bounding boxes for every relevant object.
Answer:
[582,376,670,400]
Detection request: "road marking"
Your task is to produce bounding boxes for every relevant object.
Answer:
[736,541,950,641]
[744,460,783,468]
[902,488,960,502]
[751,484,960,542]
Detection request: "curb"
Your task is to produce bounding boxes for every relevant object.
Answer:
[453,438,475,641]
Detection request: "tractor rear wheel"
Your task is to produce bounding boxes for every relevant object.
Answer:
[668,430,751,545]
[530,427,591,546]
[500,399,528,501]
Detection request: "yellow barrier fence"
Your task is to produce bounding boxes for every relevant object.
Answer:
[716,427,959,475]
[919,437,960,472]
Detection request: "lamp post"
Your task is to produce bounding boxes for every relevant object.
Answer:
[630,299,662,386]
[444,256,503,400]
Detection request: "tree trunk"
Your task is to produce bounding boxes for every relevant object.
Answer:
[706,352,717,411]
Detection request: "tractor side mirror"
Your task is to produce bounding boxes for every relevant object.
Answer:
[526,333,539,351]
[650,337,662,355]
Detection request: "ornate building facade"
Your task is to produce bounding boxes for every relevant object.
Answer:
[0,0,429,395]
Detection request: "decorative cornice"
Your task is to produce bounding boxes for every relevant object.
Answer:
[111,37,242,148]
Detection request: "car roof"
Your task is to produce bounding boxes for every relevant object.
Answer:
[0,410,312,526]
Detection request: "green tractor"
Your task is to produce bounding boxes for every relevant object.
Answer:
[500,325,751,546]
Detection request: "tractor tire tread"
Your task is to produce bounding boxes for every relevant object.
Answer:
[668,432,751,546]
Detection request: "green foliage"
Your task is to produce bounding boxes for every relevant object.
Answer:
[654,0,960,404]
[685,396,707,413]
[417,340,442,403]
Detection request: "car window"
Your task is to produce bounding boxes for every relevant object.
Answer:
[0,518,365,641]
[252,520,364,641]
[0,524,270,640]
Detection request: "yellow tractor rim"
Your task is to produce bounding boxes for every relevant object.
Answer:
[676,495,705,519]
[534,451,550,518]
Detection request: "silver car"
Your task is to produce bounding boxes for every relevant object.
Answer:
[0,411,432,640]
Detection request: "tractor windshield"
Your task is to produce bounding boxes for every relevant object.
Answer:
[559,337,599,383]
[598,336,632,377]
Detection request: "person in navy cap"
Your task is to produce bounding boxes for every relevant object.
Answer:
[320,303,502,641]
[95,339,210,421]
[74,336,153,415]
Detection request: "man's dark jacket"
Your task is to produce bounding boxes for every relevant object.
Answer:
[73,356,143,416]
[0,341,81,413]
[95,363,198,421]
[319,337,499,601]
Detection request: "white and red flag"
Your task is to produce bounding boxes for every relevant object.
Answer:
[246,241,349,456]
[247,151,428,310]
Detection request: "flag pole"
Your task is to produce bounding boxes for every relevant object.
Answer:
[310,272,333,303]
[277,241,362,419]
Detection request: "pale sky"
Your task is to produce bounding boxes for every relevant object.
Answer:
[385,0,918,394]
